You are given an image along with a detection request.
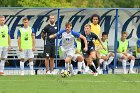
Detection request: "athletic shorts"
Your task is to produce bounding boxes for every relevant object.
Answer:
[19,49,34,59]
[0,46,8,58]
[117,53,131,59]
[44,45,55,58]
[61,48,76,59]
[82,46,95,58]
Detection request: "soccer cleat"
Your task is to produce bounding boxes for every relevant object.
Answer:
[21,70,24,75]
[50,70,56,75]
[93,72,98,76]
[77,71,82,74]
[103,70,107,74]
[46,71,51,74]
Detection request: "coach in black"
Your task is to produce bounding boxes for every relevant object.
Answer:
[42,15,57,74]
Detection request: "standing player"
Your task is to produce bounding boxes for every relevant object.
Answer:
[99,32,114,74]
[18,17,35,75]
[81,24,105,76]
[90,14,101,71]
[42,15,57,74]
[117,32,135,74]
[49,22,87,75]
[0,16,11,75]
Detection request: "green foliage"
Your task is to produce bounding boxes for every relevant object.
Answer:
[0,0,139,8]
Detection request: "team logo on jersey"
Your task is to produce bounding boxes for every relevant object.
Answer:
[54,27,57,29]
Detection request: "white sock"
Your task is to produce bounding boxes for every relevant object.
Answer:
[100,59,104,64]
[20,61,24,71]
[130,60,134,71]
[108,56,114,65]
[65,63,69,71]
[78,62,82,71]
[29,62,33,70]
[82,61,86,69]
[103,61,107,70]
[69,64,74,73]
[0,60,5,72]
[122,60,126,72]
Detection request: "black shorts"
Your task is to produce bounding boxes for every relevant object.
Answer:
[44,45,55,58]
[82,46,95,58]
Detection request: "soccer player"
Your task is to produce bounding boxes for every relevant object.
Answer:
[17,17,35,75]
[117,32,135,74]
[0,16,11,75]
[42,15,57,74]
[81,24,105,76]
[99,32,114,74]
[90,14,101,71]
[49,22,87,75]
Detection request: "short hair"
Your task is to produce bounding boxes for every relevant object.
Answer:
[23,17,28,21]
[0,15,5,19]
[102,32,108,36]
[121,31,127,35]
[90,14,100,23]
[65,22,72,27]
[84,24,91,28]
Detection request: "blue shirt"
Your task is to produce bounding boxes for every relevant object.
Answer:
[137,39,140,48]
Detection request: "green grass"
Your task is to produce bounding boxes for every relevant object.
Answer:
[0,74,140,93]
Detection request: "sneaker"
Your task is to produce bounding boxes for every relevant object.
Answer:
[30,70,34,75]
[129,70,136,74]
[0,72,4,76]
[21,70,24,75]
[103,70,107,74]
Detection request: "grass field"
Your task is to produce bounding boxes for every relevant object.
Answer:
[0,74,140,93]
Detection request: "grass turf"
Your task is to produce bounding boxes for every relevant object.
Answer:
[0,74,140,93]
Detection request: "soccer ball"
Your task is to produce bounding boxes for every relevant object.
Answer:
[61,70,70,78]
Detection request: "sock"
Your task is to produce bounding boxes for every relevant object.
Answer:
[65,63,69,71]
[107,56,114,65]
[122,60,126,72]
[78,62,82,71]
[82,61,86,69]
[89,65,97,73]
[103,61,107,70]
[130,60,134,71]
[29,62,33,70]
[20,61,24,71]
[99,59,104,64]
[0,60,5,72]
[69,64,74,74]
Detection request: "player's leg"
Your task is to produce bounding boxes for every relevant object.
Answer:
[49,45,55,74]
[101,55,108,74]
[107,52,114,65]
[117,53,127,74]
[44,45,51,74]
[28,49,34,75]
[127,54,135,73]
[0,46,8,75]
[19,50,26,75]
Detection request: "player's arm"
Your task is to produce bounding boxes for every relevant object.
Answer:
[17,30,22,51]
[79,34,88,51]
[8,29,11,50]
[32,28,35,51]
[49,29,64,39]
[42,27,47,40]
[42,31,46,40]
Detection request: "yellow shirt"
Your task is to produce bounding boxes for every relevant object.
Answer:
[90,23,101,46]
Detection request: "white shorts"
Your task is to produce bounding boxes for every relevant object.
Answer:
[100,52,112,58]
[117,53,131,59]
[72,54,82,62]
[61,48,75,60]
[0,46,8,58]
[19,49,34,59]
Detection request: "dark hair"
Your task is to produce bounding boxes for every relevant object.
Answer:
[23,17,28,21]
[65,22,72,27]
[102,32,108,36]
[90,14,100,23]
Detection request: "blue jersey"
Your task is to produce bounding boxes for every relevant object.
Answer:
[137,39,140,48]
[57,29,80,49]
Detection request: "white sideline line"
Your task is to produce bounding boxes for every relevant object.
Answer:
[0,80,140,83]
